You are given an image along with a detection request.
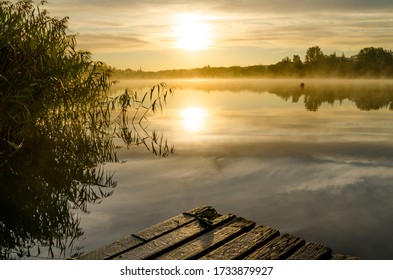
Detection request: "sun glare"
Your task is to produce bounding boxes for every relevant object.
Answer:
[173,14,212,51]
[181,107,207,132]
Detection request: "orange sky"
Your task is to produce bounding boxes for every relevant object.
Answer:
[45,0,393,71]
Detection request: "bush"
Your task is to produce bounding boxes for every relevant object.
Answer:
[0,0,172,259]
[1,0,113,159]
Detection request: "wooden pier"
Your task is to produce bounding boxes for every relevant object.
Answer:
[80,206,358,260]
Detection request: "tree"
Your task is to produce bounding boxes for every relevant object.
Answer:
[293,55,302,65]
[305,46,325,64]
[292,55,304,75]
[304,46,326,75]
[355,47,393,76]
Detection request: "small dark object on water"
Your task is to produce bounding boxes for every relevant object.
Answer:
[300,82,305,89]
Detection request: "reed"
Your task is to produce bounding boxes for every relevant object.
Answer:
[0,1,173,259]
[0,0,173,166]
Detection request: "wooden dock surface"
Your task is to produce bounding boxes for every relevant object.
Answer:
[80,206,358,260]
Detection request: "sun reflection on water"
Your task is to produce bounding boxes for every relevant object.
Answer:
[180,107,208,132]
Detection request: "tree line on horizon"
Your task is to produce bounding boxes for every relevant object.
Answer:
[108,46,393,79]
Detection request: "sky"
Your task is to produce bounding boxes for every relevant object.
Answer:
[43,0,393,71]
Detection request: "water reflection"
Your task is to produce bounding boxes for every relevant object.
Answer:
[180,107,208,132]
[3,79,393,259]
[1,126,115,259]
[0,84,172,259]
[272,82,393,111]
[154,79,393,112]
[84,79,393,260]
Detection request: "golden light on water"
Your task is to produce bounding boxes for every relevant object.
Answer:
[172,14,212,51]
[180,107,208,132]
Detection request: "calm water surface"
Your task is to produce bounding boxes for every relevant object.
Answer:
[73,79,393,260]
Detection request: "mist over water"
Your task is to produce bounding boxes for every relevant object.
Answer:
[79,79,393,259]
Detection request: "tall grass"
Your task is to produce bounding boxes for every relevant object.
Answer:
[0,1,173,259]
[1,0,110,159]
[1,0,173,162]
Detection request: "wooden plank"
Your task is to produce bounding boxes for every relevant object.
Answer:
[201,225,280,260]
[186,205,220,219]
[135,205,218,241]
[78,235,144,260]
[156,217,256,260]
[331,254,360,260]
[80,205,218,260]
[79,205,359,260]
[246,233,305,260]
[288,242,332,260]
[113,214,236,260]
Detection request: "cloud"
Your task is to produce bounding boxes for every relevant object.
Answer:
[212,11,393,49]
[212,0,393,14]
[76,33,149,51]
[104,137,393,259]
[48,0,393,13]
[43,0,393,68]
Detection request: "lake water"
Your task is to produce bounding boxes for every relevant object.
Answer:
[73,79,393,260]
[3,79,393,259]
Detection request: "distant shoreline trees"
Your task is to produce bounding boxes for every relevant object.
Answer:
[109,46,393,79]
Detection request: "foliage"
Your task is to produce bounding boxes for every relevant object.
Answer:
[0,1,173,259]
[305,46,325,65]
[0,0,173,162]
[355,47,393,76]
[108,46,393,79]
[112,82,174,156]
[1,0,110,159]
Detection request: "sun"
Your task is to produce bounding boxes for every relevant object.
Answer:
[173,14,212,51]
[181,107,207,132]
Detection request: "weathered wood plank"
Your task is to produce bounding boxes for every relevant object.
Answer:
[80,205,217,260]
[78,235,144,260]
[113,214,236,260]
[331,254,360,260]
[186,205,220,219]
[201,225,280,260]
[246,233,305,260]
[135,205,218,241]
[80,205,358,260]
[156,217,255,260]
[288,242,332,260]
